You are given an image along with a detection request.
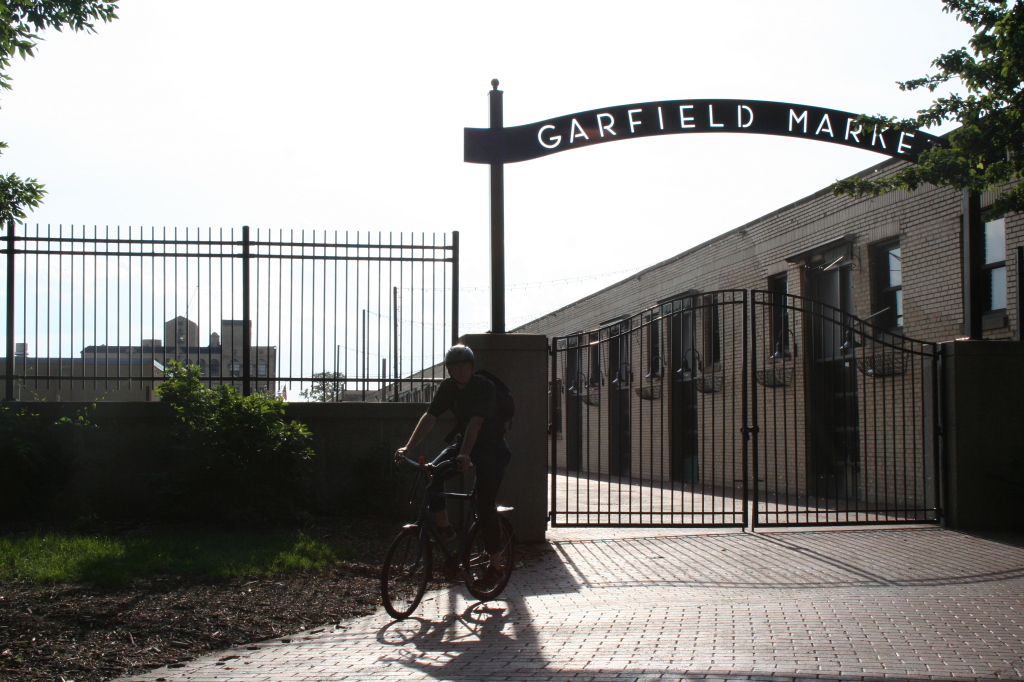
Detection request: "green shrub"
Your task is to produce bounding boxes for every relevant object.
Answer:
[0,404,93,520]
[156,361,315,524]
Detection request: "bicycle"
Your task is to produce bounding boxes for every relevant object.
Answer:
[380,453,516,620]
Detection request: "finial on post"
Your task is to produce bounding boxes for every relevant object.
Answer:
[491,78,499,90]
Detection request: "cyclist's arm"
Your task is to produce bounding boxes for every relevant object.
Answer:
[396,413,437,460]
[456,416,484,471]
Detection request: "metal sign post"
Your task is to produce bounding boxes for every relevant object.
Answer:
[489,80,505,333]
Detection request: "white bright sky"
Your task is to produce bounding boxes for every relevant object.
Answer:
[1,0,972,335]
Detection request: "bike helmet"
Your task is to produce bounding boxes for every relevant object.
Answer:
[444,344,475,367]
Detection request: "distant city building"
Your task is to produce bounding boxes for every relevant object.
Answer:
[4,318,277,402]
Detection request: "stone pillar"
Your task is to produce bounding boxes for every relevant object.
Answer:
[460,333,548,542]
[942,340,1024,530]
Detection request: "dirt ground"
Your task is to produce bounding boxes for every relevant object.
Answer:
[0,519,549,682]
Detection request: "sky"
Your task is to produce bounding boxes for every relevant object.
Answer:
[1,0,973,341]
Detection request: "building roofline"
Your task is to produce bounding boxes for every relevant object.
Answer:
[511,154,908,332]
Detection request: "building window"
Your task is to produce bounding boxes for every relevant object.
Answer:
[767,273,791,356]
[702,294,721,366]
[871,239,903,332]
[229,359,241,377]
[983,216,1007,312]
[646,316,661,378]
[587,334,601,387]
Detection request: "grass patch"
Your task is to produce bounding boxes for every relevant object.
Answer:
[0,529,354,587]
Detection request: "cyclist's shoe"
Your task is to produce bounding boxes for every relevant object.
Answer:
[475,564,504,591]
[437,525,458,543]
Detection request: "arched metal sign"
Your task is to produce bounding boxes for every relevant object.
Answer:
[466,98,942,164]
[464,83,942,332]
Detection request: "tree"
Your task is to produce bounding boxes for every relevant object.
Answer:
[300,371,347,402]
[0,1,118,226]
[833,0,1024,216]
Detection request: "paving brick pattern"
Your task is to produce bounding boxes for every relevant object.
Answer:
[118,527,1024,682]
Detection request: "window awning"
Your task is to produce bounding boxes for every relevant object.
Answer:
[784,234,857,264]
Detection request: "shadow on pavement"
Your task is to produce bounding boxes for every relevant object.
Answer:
[375,590,544,680]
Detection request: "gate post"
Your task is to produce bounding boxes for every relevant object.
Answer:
[941,340,1024,530]
[460,332,548,542]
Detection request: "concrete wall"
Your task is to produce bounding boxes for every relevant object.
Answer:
[13,401,453,522]
[942,340,1024,530]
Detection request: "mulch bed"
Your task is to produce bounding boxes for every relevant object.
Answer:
[0,518,550,682]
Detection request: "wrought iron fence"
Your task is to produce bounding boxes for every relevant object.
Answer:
[550,290,749,527]
[2,222,458,402]
[750,290,940,526]
[550,289,941,528]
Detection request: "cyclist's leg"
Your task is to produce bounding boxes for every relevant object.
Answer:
[427,441,461,526]
[472,440,510,565]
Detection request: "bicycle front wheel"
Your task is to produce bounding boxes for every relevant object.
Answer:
[463,515,516,601]
[381,528,431,619]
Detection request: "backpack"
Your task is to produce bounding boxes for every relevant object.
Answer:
[476,369,515,430]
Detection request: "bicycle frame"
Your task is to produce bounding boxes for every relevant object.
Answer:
[400,455,478,578]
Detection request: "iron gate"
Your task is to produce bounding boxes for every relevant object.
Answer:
[549,290,941,528]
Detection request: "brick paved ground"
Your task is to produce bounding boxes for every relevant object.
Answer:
[551,472,935,526]
[117,526,1024,682]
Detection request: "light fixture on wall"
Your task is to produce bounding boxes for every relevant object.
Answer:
[841,326,863,355]
[676,348,702,382]
[566,372,586,395]
[770,328,799,360]
[611,362,633,389]
[645,355,662,379]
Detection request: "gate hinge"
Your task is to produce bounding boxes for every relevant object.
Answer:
[741,425,760,441]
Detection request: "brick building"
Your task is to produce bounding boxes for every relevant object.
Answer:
[508,154,1020,524]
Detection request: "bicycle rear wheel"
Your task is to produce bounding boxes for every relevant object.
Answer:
[381,528,431,619]
[463,515,515,601]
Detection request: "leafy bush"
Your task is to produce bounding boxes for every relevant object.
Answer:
[0,404,93,520]
[156,361,315,524]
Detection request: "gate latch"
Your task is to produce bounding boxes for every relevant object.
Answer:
[741,425,760,441]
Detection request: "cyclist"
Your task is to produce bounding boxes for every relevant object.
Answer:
[394,344,511,586]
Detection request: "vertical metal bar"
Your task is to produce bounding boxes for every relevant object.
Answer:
[451,230,459,345]
[488,80,505,334]
[550,340,559,525]
[391,232,395,393]
[321,229,327,397]
[332,230,339,400]
[241,224,251,396]
[345,230,351,395]
[5,220,15,401]
[747,290,756,528]
[365,307,369,398]
[34,226,41,392]
[419,232,425,389]
[393,285,399,400]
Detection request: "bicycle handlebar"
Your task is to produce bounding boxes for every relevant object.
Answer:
[395,454,463,476]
